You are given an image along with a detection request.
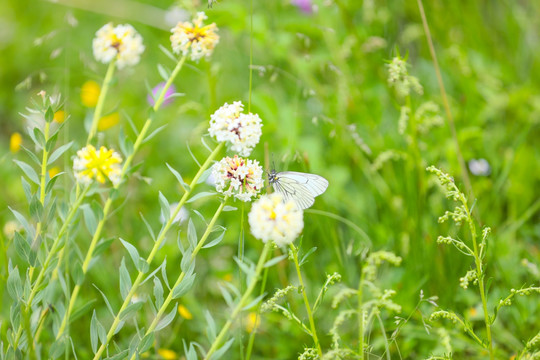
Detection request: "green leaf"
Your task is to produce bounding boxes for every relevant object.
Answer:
[153,277,164,309]
[139,332,155,353]
[211,338,235,360]
[72,262,84,285]
[299,247,318,266]
[223,206,237,212]
[120,238,142,271]
[242,294,266,310]
[203,230,226,249]
[45,172,65,194]
[187,218,197,248]
[154,306,176,331]
[119,258,132,300]
[158,192,170,222]
[196,168,213,184]
[119,302,143,321]
[29,195,43,220]
[93,238,115,258]
[81,204,97,235]
[171,272,196,299]
[7,266,22,300]
[205,310,217,341]
[49,337,66,359]
[142,124,168,144]
[140,213,156,241]
[166,163,190,192]
[264,254,288,268]
[33,127,46,148]
[90,310,99,353]
[159,44,177,62]
[47,141,73,165]
[45,106,54,123]
[186,191,217,204]
[45,131,59,153]
[14,232,31,265]
[14,160,40,185]
[157,63,171,81]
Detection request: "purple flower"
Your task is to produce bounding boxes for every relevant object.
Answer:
[147,82,176,107]
[291,0,312,14]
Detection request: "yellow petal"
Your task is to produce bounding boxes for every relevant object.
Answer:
[98,112,120,131]
[157,348,178,360]
[245,312,260,333]
[81,80,101,107]
[53,110,66,123]
[178,304,193,320]
[48,166,60,178]
[10,132,22,153]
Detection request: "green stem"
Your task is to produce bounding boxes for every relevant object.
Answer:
[128,199,228,360]
[416,0,474,202]
[153,55,186,111]
[357,271,365,359]
[12,185,90,350]
[87,60,116,143]
[205,242,272,360]
[39,122,51,205]
[92,143,223,360]
[289,243,323,358]
[244,263,270,360]
[466,211,493,358]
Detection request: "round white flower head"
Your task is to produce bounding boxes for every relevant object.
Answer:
[170,12,219,61]
[212,155,263,202]
[248,193,304,247]
[93,23,145,69]
[73,145,122,186]
[208,101,263,157]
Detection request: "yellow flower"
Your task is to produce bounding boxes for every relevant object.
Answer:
[222,273,233,282]
[81,80,101,107]
[170,12,219,61]
[9,132,22,153]
[73,145,122,186]
[245,312,260,333]
[157,348,178,360]
[49,166,60,178]
[178,304,193,320]
[53,110,66,123]
[98,112,120,131]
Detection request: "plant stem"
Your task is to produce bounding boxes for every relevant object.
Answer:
[464,203,493,359]
[205,241,272,360]
[87,60,116,143]
[416,0,474,202]
[153,55,186,111]
[128,199,228,360]
[245,264,270,360]
[12,185,90,350]
[92,142,223,360]
[289,243,323,358]
[357,271,365,359]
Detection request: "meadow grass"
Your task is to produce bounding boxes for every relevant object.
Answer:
[0,0,539,359]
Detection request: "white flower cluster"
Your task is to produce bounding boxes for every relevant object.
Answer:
[212,155,264,202]
[209,101,262,156]
[93,23,145,69]
[387,56,423,97]
[170,12,219,61]
[248,193,304,247]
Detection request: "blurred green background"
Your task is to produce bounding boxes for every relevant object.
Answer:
[1,0,539,358]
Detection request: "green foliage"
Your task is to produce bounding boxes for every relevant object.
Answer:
[0,0,539,359]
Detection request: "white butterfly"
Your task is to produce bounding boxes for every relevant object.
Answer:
[268,170,329,210]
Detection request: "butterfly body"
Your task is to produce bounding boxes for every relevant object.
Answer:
[268,170,329,209]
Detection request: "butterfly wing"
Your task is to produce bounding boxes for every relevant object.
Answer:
[271,171,328,210]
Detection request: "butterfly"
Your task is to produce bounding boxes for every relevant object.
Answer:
[268,170,329,210]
